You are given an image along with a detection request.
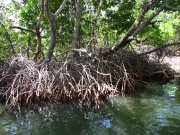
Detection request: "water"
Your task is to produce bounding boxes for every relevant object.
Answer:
[1,82,180,135]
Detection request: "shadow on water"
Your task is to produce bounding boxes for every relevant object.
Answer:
[1,82,180,135]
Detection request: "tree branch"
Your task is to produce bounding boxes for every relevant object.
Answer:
[148,0,157,7]
[92,0,103,21]
[37,0,44,27]
[0,21,16,55]
[102,0,149,55]
[9,26,36,35]
[165,3,180,11]
[90,0,177,57]
[132,0,172,36]
[138,42,180,56]
[54,0,68,17]
[44,0,53,20]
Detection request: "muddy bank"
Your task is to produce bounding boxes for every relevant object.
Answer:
[162,56,180,73]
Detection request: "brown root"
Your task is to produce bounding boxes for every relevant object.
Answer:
[0,50,175,108]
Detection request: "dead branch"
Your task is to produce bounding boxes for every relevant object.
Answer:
[138,42,180,56]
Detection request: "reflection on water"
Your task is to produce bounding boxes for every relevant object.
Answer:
[1,82,180,135]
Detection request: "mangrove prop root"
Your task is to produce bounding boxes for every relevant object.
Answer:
[0,50,175,108]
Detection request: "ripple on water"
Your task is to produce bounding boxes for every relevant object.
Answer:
[0,83,180,135]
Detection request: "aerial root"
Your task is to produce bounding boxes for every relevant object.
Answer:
[0,50,175,108]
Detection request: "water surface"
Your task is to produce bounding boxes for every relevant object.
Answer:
[0,82,180,135]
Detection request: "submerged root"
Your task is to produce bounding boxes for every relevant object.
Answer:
[0,50,175,108]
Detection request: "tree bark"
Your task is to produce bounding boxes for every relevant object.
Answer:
[71,0,82,58]
[41,0,56,64]
[34,0,44,62]
[41,0,68,65]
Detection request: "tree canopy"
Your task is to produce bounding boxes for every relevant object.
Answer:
[0,0,180,62]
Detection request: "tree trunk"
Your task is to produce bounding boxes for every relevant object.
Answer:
[71,0,82,58]
[41,0,56,65]
[89,0,149,57]
[132,0,170,36]
[89,0,176,57]
[34,0,44,62]
[41,0,67,65]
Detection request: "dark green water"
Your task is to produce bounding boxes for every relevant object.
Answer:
[1,82,180,135]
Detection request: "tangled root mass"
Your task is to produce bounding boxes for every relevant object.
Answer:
[0,50,175,108]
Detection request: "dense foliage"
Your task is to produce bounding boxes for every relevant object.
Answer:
[0,0,180,60]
